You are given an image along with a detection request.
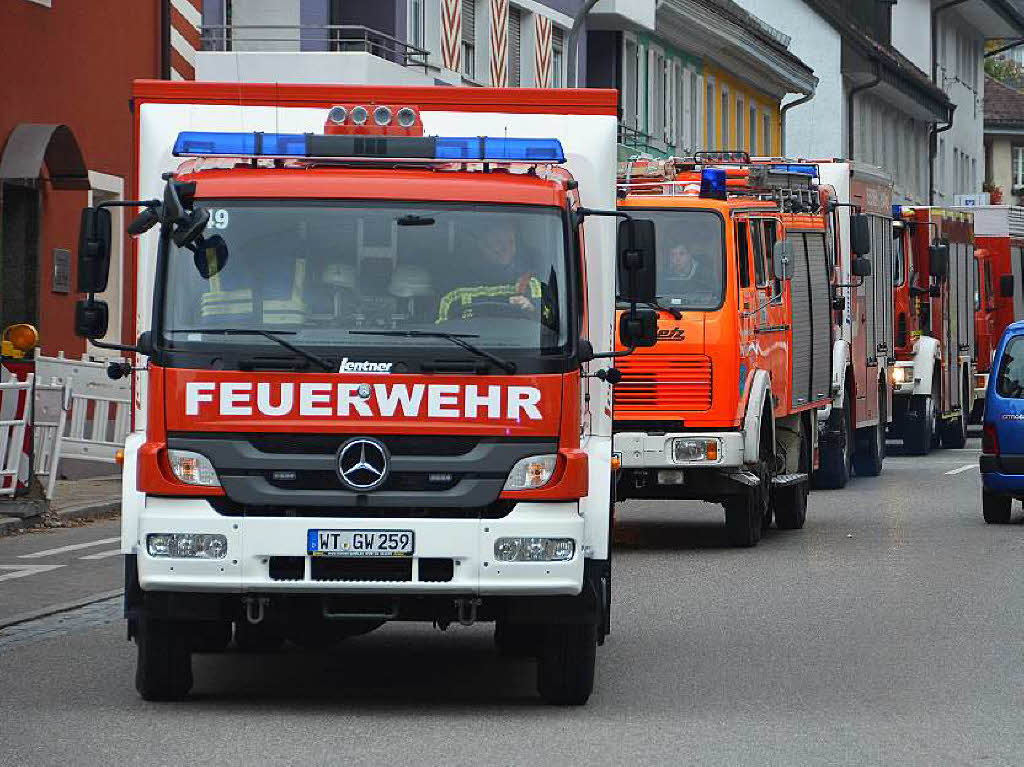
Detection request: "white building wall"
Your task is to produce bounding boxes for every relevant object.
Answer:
[891,0,931,73]
[931,10,985,204]
[738,0,844,159]
[229,0,301,52]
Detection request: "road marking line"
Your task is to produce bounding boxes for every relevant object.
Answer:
[945,463,976,475]
[79,548,123,561]
[0,565,64,583]
[17,537,120,559]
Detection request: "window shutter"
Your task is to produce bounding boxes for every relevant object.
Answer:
[463,0,474,43]
[509,6,521,87]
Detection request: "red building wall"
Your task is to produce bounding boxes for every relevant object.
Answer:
[0,0,165,356]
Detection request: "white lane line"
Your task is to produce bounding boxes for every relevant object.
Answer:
[17,537,120,560]
[945,463,976,475]
[79,549,123,561]
[0,565,64,583]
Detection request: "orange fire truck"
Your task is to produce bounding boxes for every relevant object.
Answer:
[612,155,838,547]
[69,81,660,705]
[890,207,977,452]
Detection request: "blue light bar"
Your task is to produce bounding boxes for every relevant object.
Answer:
[770,163,818,177]
[173,131,307,157]
[700,168,727,200]
[435,137,565,163]
[172,131,566,163]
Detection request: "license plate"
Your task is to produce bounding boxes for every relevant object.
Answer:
[307,529,415,557]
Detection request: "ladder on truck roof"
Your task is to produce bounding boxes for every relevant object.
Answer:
[617,152,822,215]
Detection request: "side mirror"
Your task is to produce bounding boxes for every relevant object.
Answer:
[851,213,871,256]
[772,240,793,281]
[578,338,595,363]
[127,206,160,236]
[77,207,112,294]
[851,257,872,278]
[929,242,949,281]
[1001,274,1015,299]
[192,235,229,278]
[74,299,109,340]
[619,308,658,348]
[616,218,657,305]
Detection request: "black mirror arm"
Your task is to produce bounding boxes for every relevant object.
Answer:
[590,345,637,360]
[97,199,161,211]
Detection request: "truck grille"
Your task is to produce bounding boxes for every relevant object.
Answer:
[613,355,713,414]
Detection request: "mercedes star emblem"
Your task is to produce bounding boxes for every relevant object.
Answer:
[336,437,390,491]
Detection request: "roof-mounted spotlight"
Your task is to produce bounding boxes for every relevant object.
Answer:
[327,106,348,124]
[373,106,393,126]
[350,106,369,126]
[396,107,417,128]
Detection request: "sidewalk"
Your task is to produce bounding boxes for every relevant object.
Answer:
[0,475,121,537]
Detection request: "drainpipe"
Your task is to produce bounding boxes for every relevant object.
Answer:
[847,62,881,161]
[566,0,601,88]
[160,0,171,80]
[780,92,814,156]
[929,115,955,205]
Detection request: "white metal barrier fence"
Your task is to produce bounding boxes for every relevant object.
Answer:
[0,373,34,497]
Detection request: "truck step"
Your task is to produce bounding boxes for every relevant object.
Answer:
[771,473,808,487]
[729,471,761,487]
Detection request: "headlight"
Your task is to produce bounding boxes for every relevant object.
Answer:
[147,533,227,559]
[672,438,719,463]
[503,454,557,491]
[167,449,220,487]
[892,367,908,385]
[494,537,574,562]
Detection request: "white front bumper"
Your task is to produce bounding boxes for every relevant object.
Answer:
[614,431,745,469]
[134,497,585,597]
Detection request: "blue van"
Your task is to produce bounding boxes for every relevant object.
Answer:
[980,320,1024,523]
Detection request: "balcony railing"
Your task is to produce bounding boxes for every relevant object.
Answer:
[200,25,430,71]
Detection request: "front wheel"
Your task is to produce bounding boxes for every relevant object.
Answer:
[537,622,597,706]
[815,398,852,488]
[903,394,934,456]
[982,490,1012,524]
[135,618,193,701]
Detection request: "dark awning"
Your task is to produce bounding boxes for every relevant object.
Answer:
[0,124,90,190]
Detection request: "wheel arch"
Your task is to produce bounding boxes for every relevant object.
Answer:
[743,370,774,464]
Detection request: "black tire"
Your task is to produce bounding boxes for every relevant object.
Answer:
[942,376,969,449]
[903,394,934,456]
[982,490,1012,524]
[853,385,885,477]
[724,443,771,546]
[537,622,597,706]
[135,618,193,701]
[494,621,539,658]
[815,396,852,489]
[234,621,286,652]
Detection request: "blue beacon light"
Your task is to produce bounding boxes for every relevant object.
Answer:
[699,168,728,200]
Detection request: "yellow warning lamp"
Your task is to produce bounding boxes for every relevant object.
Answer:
[1,324,39,359]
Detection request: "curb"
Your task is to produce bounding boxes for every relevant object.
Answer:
[0,501,120,538]
[0,589,124,631]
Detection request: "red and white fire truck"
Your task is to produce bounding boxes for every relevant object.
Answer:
[814,162,895,486]
[71,81,660,705]
[957,205,1024,413]
[889,207,976,453]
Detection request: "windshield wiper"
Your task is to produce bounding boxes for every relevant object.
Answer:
[166,328,334,371]
[649,300,682,320]
[349,330,517,374]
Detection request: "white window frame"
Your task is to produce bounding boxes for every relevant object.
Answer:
[720,84,730,149]
[705,76,716,151]
[408,0,425,50]
[762,110,772,156]
[735,94,744,152]
[1013,146,1024,190]
[749,100,757,155]
[691,71,701,153]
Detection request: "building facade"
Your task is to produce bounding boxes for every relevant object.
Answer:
[738,0,1024,206]
[984,74,1024,204]
[0,0,202,357]
[198,0,583,88]
[584,0,816,159]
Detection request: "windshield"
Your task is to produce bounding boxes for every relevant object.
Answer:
[159,201,569,359]
[619,209,725,311]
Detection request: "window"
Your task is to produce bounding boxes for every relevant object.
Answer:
[997,337,1024,398]
[706,78,716,150]
[651,51,666,142]
[624,40,638,128]
[721,87,730,149]
[985,259,994,310]
[762,220,779,298]
[552,26,564,88]
[753,221,767,287]
[736,95,744,152]
[462,0,476,79]
[975,256,982,311]
[1013,146,1024,190]
[972,158,977,192]
[737,222,751,288]
[690,71,700,151]
[939,138,946,192]
[763,112,772,155]
[749,102,757,156]
[508,6,521,87]
[409,0,425,49]
[893,228,905,288]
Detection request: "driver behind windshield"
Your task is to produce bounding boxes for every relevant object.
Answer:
[661,242,717,297]
[436,221,551,324]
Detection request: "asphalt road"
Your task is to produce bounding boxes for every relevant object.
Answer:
[2,436,1022,766]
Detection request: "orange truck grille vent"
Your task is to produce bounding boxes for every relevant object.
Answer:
[613,356,713,413]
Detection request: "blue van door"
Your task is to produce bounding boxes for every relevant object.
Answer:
[989,333,1024,455]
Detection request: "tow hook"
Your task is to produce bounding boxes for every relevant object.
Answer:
[454,598,481,627]
[243,595,269,625]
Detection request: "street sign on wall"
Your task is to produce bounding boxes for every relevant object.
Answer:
[954,193,990,207]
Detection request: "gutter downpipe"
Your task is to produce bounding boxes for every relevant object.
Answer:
[780,92,814,156]
[566,0,601,88]
[160,0,171,80]
[847,63,881,161]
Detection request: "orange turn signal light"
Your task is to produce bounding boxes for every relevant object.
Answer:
[115,449,124,466]
[610,456,621,472]
[705,441,719,461]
